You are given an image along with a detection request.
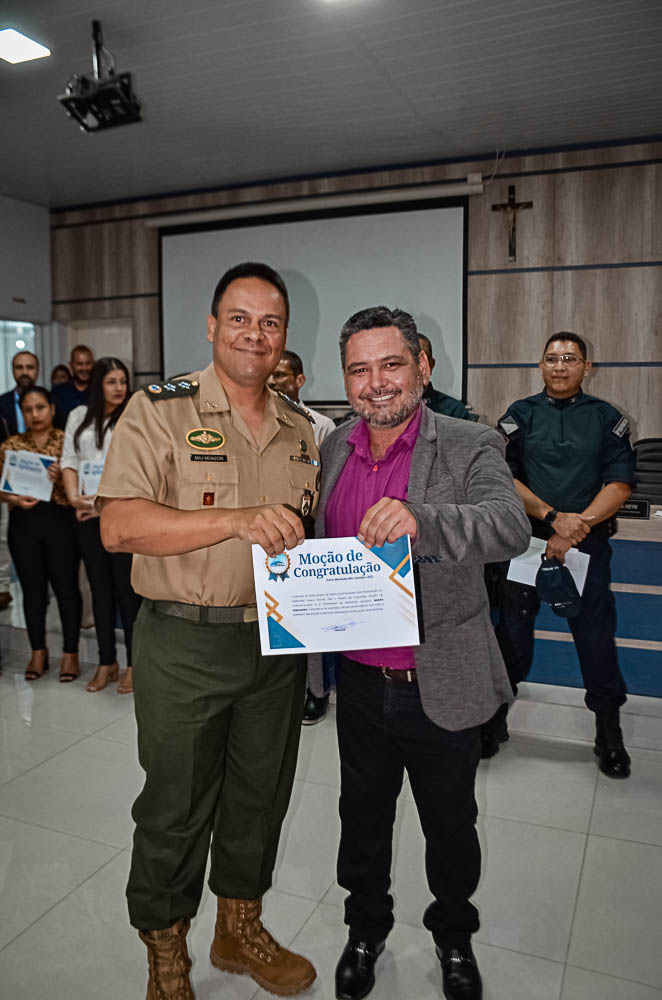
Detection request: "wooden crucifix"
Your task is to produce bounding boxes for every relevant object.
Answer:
[491,185,533,262]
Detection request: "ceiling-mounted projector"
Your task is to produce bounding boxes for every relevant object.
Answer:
[58,20,142,133]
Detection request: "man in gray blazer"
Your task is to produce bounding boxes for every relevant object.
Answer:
[311,306,529,1000]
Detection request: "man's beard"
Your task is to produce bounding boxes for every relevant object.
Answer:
[351,382,424,429]
[16,375,34,389]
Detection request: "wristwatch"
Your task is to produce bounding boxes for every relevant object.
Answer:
[543,508,558,528]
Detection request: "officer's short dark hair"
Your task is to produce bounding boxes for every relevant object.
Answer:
[279,349,303,377]
[339,306,420,369]
[542,331,587,359]
[210,262,290,324]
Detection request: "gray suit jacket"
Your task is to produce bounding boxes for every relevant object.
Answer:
[310,405,531,730]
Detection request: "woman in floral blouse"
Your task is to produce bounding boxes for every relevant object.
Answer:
[0,386,81,681]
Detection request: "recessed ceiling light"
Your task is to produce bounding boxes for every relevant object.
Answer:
[0,28,51,64]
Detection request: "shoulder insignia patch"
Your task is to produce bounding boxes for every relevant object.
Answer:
[275,390,315,424]
[498,416,520,438]
[612,416,630,438]
[143,378,199,400]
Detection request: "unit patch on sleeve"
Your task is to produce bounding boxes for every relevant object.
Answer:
[612,416,630,438]
[498,417,520,438]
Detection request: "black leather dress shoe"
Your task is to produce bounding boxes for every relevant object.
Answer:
[594,709,631,778]
[480,711,509,760]
[302,688,329,725]
[436,945,482,1000]
[335,939,385,1000]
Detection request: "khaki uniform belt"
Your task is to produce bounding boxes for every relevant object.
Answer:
[146,599,258,624]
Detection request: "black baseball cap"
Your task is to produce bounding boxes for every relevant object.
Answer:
[535,556,582,619]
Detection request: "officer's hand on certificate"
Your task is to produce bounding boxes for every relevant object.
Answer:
[232,504,306,557]
[357,498,417,549]
[552,511,593,545]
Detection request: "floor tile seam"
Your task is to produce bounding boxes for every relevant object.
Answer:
[0,844,125,955]
[0,730,90,788]
[474,808,592,838]
[293,774,340,791]
[586,829,662,851]
[467,930,570,966]
[513,699,662,721]
[560,772,597,967]
[510,730,662,753]
[0,810,130,849]
[565,959,662,993]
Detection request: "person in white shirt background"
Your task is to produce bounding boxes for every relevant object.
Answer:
[268,349,337,445]
[61,358,141,694]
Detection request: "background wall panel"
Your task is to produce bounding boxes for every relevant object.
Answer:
[49,140,662,438]
[552,267,662,361]
[468,272,553,364]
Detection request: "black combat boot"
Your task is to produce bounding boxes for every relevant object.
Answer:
[594,708,631,779]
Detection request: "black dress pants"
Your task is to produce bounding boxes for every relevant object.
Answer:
[8,503,81,652]
[495,534,627,714]
[78,517,141,665]
[335,657,481,950]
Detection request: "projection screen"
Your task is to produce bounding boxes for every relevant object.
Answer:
[161,198,467,402]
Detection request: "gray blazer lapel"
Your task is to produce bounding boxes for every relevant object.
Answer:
[406,404,439,502]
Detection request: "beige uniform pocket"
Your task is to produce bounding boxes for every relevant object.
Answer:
[286,460,319,516]
[169,453,240,509]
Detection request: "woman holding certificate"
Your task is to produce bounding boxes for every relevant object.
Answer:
[0,386,82,681]
[61,358,141,694]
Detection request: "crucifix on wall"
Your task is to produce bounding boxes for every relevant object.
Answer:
[491,184,533,262]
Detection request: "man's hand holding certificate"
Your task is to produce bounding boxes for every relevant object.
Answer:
[1,450,55,503]
[252,535,420,656]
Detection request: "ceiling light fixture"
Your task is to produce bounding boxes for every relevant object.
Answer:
[0,28,50,64]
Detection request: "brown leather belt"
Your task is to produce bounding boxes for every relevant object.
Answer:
[381,667,417,684]
[146,599,258,624]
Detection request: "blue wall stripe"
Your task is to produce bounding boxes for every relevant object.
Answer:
[535,593,662,642]
[611,540,662,587]
[468,260,662,276]
[529,639,662,698]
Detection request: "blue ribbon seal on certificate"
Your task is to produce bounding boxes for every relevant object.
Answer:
[266,553,291,582]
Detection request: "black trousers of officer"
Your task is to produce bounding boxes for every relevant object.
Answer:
[495,533,627,715]
[336,657,481,950]
[127,601,307,930]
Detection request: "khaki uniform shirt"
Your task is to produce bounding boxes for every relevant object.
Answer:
[97,364,320,606]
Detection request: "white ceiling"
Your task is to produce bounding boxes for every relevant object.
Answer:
[2,0,661,209]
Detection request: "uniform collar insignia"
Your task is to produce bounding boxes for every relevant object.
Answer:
[199,363,230,413]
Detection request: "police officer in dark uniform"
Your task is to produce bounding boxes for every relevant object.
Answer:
[418,334,477,421]
[482,332,635,778]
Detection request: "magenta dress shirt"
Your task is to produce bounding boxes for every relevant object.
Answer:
[325,406,422,669]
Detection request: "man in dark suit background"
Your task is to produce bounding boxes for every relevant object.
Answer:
[0,350,39,442]
[310,307,529,1000]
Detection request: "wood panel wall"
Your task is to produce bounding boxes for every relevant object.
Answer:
[51,140,662,438]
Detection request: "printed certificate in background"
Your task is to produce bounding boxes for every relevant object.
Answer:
[252,535,420,656]
[79,461,105,496]
[1,450,54,502]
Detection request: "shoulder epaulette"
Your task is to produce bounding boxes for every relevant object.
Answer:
[143,377,199,400]
[275,390,315,424]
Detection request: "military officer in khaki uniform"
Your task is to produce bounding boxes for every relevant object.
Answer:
[98,262,318,999]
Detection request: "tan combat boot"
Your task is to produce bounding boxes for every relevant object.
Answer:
[210,896,316,996]
[139,918,195,999]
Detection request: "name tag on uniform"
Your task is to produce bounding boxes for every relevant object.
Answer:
[190,454,228,462]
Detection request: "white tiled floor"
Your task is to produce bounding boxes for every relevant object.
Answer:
[1,650,661,999]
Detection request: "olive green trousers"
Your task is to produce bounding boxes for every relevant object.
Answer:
[127,601,306,930]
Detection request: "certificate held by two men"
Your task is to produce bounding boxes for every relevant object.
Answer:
[251,535,420,656]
